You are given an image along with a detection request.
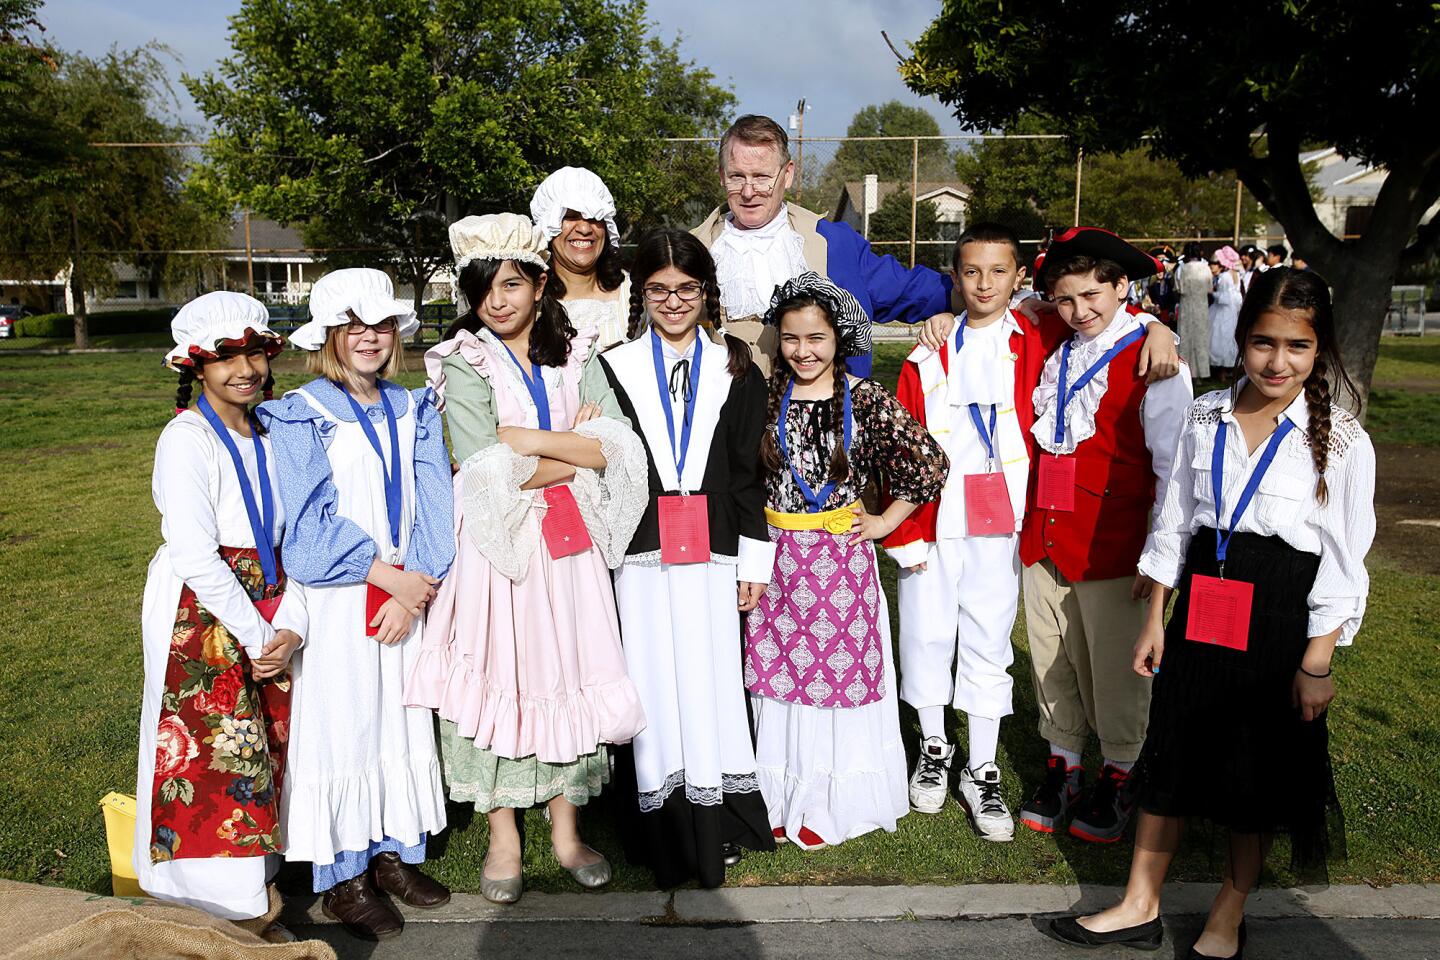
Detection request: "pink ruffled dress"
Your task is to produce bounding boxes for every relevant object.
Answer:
[404,325,649,811]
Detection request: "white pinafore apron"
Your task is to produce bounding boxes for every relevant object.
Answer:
[279,386,446,866]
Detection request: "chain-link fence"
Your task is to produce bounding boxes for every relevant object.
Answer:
[9,133,1299,319]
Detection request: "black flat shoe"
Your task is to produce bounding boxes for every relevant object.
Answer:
[1187,920,1246,959]
[1049,915,1163,950]
[720,842,743,867]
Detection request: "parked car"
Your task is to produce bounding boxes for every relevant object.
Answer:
[0,304,30,338]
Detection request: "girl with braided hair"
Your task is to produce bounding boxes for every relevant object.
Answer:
[595,228,774,888]
[1050,266,1375,958]
[136,292,304,938]
[743,273,947,850]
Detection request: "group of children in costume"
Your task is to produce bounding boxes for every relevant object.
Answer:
[136,170,1375,958]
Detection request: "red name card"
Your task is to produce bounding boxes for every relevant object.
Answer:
[964,471,1015,536]
[1184,574,1253,652]
[658,493,710,565]
[541,485,593,559]
[254,595,282,624]
[366,563,404,637]
[1036,455,1076,513]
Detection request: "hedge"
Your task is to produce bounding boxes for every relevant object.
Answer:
[14,308,175,338]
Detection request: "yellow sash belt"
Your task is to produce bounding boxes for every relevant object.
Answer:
[764,500,859,536]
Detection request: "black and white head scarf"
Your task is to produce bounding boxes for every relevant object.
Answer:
[762,271,873,358]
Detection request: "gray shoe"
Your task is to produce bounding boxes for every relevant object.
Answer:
[565,853,612,889]
[479,872,523,904]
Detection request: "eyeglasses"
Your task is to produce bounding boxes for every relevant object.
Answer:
[642,283,705,303]
[344,317,398,335]
[722,170,783,195]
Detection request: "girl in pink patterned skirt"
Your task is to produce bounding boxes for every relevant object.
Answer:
[744,272,948,849]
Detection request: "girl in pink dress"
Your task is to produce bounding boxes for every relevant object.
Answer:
[406,213,648,905]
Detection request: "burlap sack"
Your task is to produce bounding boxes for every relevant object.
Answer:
[0,880,336,960]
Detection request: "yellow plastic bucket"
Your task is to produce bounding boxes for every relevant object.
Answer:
[98,792,145,897]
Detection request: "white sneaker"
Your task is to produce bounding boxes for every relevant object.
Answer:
[908,736,955,813]
[958,762,1015,841]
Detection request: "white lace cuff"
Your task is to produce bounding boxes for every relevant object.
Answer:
[460,444,540,582]
[570,417,650,569]
[736,535,777,584]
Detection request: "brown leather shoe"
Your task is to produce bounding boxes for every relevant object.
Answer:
[321,874,403,941]
[370,851,452,908]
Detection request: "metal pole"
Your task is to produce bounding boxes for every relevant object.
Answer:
[244,210,254,296]
[1073,147,1084,225]
[1233,178,1243,245]
[795,97,806,204]
[909,137,919,268]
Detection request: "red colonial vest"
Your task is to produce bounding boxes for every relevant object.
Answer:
[1019,336,1155,582]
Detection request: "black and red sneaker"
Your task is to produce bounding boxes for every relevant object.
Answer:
[1068,763,1138,843]
[1018,755,1084,834]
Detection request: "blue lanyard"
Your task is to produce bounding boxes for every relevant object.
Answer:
[1211,417,1296,571]
[650,329,703,487]
[953,315,1001,466]
[778,377,853,513]
[196,394,278,586]
[497,340,551,431]
[342,384,403,552]
[1052,326,1147,445]
[968,403,999,466]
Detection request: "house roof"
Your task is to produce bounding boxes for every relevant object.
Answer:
[226,217,312,259]
[1299,148,1381,198]
[836,180,973,219]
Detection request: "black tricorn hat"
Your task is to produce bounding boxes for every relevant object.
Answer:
[1034,227,1162,293]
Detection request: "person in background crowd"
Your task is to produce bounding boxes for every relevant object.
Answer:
[1292,255,1310,271]
[1176,241,1212,380]
[1266,244,1289,268]
[529,167,632,349]
[1209,245,1243,376]
[692,114,957,377]
[1144,246,1178,327]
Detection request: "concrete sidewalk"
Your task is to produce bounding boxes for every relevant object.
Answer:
[283,885,1440,960]
[282,882,1440,927]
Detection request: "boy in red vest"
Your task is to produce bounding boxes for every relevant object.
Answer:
[1018,227,1192,843]
[885,223,1179,841]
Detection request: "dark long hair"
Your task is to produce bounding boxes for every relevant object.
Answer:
[448,258,575,368]
[1233,267,1357,504]
[546,235,625,299]
[623,228,751,379]
[758,293,850,484]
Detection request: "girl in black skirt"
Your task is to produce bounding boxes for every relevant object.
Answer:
[1049,267,1376,959]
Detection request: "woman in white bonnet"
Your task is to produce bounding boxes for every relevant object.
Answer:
[530,166,631,349]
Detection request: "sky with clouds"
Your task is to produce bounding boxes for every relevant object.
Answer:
[35,0,964,136]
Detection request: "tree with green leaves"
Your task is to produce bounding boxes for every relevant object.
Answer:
[953,114,1073,241]
[903,0,1440,402]
[0,40,224,347]
[810,101,954,212]
[188,0,734,313]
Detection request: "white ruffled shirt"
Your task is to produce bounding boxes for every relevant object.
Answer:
[1138,385,1376,645]
[1031,308,1193,525]
[710,204,810,319]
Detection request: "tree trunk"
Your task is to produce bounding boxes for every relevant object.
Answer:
[1327,257,1397,415]
[69,205,89,349]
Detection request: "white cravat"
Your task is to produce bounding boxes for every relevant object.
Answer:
[711,204,809,319]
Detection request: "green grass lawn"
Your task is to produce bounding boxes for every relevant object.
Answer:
[1,337,1437,897]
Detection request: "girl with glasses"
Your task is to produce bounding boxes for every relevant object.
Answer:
[599,228,776,888]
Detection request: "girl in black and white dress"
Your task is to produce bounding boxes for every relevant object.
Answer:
[1050,267,1375,958]
[598,228,776,889]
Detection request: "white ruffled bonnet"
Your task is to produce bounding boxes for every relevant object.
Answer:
[449,213,549,315]
[288,267,419,352]
[528,167,621,248]
[164,291,282,371]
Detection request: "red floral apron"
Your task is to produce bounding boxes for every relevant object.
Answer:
[148,546,292,862]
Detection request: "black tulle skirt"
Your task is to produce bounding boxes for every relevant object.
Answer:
[1137,528,1344,870]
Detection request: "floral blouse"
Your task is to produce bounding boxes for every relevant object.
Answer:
[767,377,948,514]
